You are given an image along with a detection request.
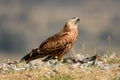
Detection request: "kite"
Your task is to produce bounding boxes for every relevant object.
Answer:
[20,17,79,63]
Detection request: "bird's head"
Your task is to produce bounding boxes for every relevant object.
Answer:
[67,17,80,27]
[63,17,80,32]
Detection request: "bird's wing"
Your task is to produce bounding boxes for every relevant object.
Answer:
[39,32,71,53]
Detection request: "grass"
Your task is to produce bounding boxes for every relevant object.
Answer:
[1,68,119,80]
[0,55,120,80]
[99,54,120,64]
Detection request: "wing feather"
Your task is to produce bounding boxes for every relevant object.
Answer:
[39,32,71,53]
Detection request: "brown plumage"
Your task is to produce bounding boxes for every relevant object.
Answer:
[20,17,79,63]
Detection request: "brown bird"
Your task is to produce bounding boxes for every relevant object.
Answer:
[20,17,79,63]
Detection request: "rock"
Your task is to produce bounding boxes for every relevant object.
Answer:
[53,68,59,74]
[69,63,80,70]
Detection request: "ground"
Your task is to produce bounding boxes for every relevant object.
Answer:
[0,54,120,80]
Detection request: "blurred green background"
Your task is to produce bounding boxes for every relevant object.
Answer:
[0,0,120,62]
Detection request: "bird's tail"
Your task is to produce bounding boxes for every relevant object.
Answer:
[20,48,46,63]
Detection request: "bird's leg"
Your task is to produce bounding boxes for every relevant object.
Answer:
[58,57,64,62]
[58,45,71,62]
[57,55,63,62]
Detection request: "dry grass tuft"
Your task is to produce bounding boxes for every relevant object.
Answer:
[0,54,120,80]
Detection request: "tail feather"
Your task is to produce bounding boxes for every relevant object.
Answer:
[20,48,46,63]
[20,53,31,63]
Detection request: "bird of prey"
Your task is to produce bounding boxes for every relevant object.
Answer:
[20,17,79,63]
